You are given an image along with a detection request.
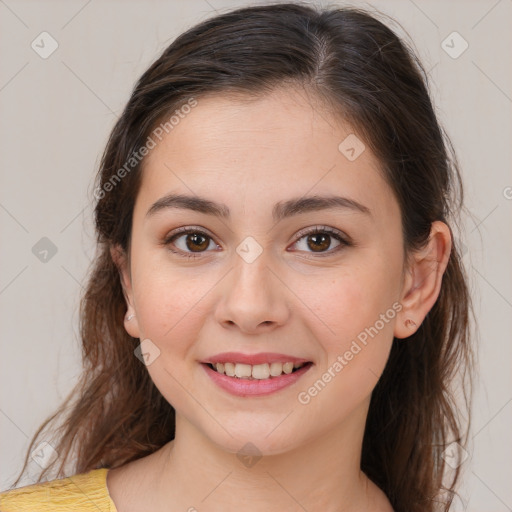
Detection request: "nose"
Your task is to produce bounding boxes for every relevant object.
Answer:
[214,252,291,334]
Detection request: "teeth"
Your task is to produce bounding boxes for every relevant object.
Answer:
[224,362,235,377]
[270,362,284,377]
[252,363,270,380]
[212,361,305,379]
[235,363,252,378]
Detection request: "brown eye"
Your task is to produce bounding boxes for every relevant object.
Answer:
[306,232,332,252]
[164,228,218,259]
[184,232,210,252]
[291,226,350,257]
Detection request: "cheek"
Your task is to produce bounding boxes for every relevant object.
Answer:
[131,267,210,409]
[296,258,399,373]
[131,263,208,354]
[294,273,398,423]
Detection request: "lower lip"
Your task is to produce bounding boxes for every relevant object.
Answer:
[201,362,313,397]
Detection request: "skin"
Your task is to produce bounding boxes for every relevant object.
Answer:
[108,85,451,512]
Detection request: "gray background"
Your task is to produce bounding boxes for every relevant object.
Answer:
[0,0,511,510]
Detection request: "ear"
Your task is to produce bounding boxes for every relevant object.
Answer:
[110,244,141,339]
[394,220,452,339]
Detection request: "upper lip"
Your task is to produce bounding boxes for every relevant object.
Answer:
[201,352,311,366]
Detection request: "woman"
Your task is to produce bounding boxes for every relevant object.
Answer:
[0,3,474,511]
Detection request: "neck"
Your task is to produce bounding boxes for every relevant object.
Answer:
[146,399,387,512]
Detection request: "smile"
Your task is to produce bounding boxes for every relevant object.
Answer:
[201,361,314,397]
[207,361,307,379]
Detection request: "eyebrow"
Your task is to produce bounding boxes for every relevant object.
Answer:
[145,193,372,221]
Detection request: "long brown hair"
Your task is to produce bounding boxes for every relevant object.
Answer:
[10,3,475,511]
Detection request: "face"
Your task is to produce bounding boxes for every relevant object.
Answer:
[115,86,409,455]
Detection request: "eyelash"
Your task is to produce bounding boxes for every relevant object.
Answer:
[162,225,352,260]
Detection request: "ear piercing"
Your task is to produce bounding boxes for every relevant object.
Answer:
[126,313,135,321]
[404,318,417,329]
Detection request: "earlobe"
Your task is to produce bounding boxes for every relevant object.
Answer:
[394,221,452,339]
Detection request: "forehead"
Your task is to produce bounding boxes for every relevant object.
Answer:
[135,86,399,225]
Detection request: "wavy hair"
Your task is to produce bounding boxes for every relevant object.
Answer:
[11,3,475,511]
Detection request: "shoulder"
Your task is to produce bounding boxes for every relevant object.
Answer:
[0,468,116,512]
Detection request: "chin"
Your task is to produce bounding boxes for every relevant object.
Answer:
[207,427,303,458]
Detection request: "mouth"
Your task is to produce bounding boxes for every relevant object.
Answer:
[203,361,312,380]
[200,360,314,397]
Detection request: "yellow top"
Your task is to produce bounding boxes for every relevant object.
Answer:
[0,468,117,512]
